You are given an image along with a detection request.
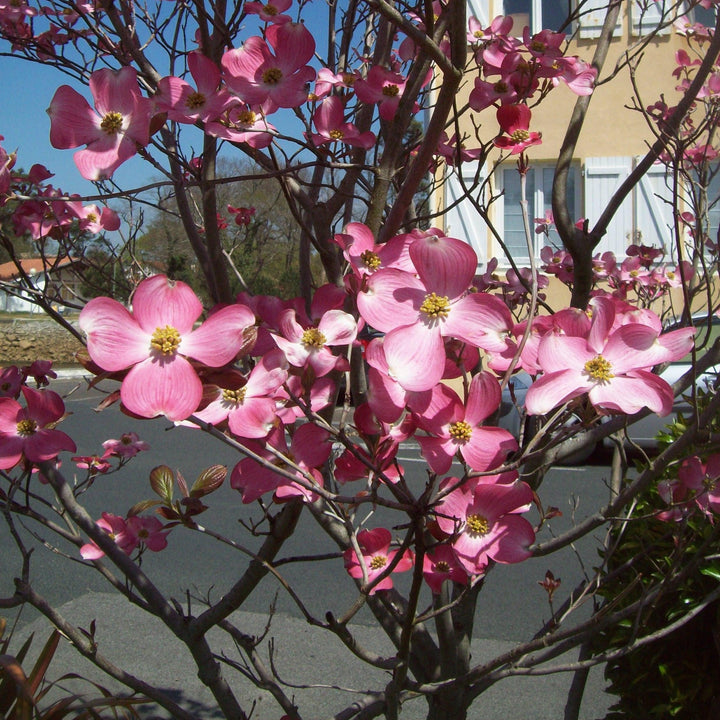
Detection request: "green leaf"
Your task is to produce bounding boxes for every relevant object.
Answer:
[127,499,162,517]
[149,466,174,503]
[190,465,226,498]
[700,564,720,582]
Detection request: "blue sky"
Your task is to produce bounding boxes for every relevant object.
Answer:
[0,2,332,201]
[1,55,153,196]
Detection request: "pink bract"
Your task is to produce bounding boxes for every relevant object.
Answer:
[79,275,255,421]
[0,386,76,469]
[343,527,414,594]
[47,67,152,180]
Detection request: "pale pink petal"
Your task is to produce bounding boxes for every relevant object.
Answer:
[588,371,673,415]
[183,304,255,366]
[537,334,594,374]
[318,309,357,345]
[131,275,203,334]
[78,297,150,372]
[525,369,589,415]
[228,398,278,438]
[383,324,445,392]
[444,293,513,349]
[356,269,425,332]
[121,356,202,421]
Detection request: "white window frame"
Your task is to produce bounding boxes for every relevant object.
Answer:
[500,0,576,34]
[578,0,623,39]
[494,161,581,266]
[631,0,671,36]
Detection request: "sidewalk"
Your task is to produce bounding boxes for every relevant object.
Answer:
[15,592,611,720]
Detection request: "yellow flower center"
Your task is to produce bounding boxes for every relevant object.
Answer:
[16,418,37,436]
[186,91,206,109]
[449,420,473,442]
[382,84,400,97]
[262,67,283,85]
[86,212,98,223]
[629,269,639,277]
[667,271,675,280]
[584,355,614,382]
[329,129,344,140]
[237,109,256,125]
[370,555,387,570]
[494,80,508,93]
[342,72,356,86]
[420,292,450,319]
[465,513,489,537]
[510,129,530,143]
[360,249,381,270]
[531,40,547,52]
[301,328,326,348]
[263,2,278,14]
[150,325,182,356]
[222,388,247,405]
[100,111,123,135]
[435,560,450,572]
[138,527,149,539]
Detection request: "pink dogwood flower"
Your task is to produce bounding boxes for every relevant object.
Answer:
[80,512,131,559]
[244,0,292,24]
[230,423,329,503]
[190,349,287,439]
[101,431,150,459]
[525,297,696,416]
[272,308,357,377]
[222,23,316,113]
[0,387,76,469]
[79,275,255,421]
[47,67,152,180]
[422,543,469,594]
[494,104,542,154]
[414,373,518,475]
[357,231,514,391]
[309,97,376,149]
[434,477,535,575]
[155,52,230,124]
[354,65,409,121]
[343,527,414,594]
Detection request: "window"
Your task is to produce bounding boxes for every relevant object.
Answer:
[498,163,579,264]
[691,3,717,27]
[502,0,574,33]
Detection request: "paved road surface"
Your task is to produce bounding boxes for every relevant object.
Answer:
[1,374,613,719]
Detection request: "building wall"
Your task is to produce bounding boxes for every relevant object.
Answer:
[445,1,706,271]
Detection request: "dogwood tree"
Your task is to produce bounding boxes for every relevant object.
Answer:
[1,1,720,719]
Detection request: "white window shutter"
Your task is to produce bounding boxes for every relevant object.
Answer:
[444,163,487,269]
[584,157,634,256]
[579,0,622,39]
[467,0,490,26]
[635,161,675,250]
[631,0,670,35]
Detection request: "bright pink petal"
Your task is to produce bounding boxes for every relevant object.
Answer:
[409,233,477,299]
[588,371,673,416]
[183,304,255,366]
[464,372,501,425]
[121,356,202,421]
[78,297,150,372]
[131,275,203,335]
[47,86,101,149]
[383,324,445,392]
[525,369,589,415]
[228,398,278,438]
[356,269,426,332]
[461,427,517,472]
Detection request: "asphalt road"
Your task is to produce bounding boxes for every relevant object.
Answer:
[0,374,614,719]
